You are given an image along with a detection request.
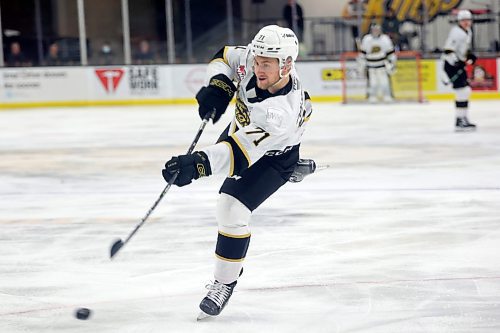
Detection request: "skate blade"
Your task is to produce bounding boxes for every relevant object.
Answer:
[316,164,330,171]
[197,311,213,321]
[455,127,476,132]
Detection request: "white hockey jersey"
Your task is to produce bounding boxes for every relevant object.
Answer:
[442,25,472,64]
[360,33,396,68]
[200,45,312,177]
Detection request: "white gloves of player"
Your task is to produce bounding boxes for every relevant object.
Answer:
[385,61,396,75]
[356,56,366,71]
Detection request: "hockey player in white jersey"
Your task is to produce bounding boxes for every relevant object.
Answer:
[442,9,477,131]
[360,24,397,102]
[161,25,314,318]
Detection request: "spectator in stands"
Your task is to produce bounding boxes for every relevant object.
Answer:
[134,39,155,65]
[382,8,400,50]
[45,42,65,66]
[283,0,304,41]
[342,0,365,50]
[399,21,418,51]
[99,41,114,65]
[6,42,31,67]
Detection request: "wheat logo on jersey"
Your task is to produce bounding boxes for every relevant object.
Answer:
[235,95,250,126]
[95,69,124,93]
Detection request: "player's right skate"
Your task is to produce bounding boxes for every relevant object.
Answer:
[197,280,237,320]
[455,117,476,132]
[289,158,317,183]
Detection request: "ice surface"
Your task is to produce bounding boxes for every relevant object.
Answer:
[1,101,500,332]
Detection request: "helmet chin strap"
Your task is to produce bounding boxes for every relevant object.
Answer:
[253,56,292,91]
[267,71,289,91]
[268,62,292,90]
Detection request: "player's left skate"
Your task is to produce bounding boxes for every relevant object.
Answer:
[288,159,329,183]
[197,280,237,320]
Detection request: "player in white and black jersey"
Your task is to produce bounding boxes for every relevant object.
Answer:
[442,9,477,131]
[161,25,314,319]
[360,24,397,102]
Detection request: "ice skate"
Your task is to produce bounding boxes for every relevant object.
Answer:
[455,117,476,132]
[197,280,237,320]
[289,159,316,183]
[289,159,329,183]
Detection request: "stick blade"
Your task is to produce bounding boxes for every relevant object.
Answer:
[110,239,124,259]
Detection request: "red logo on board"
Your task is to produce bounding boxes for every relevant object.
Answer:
[95,69,124,93]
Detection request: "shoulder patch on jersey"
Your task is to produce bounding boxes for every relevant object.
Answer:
[210,46,229,66]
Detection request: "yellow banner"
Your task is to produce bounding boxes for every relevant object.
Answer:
[321,68,343,81]
[361,0,463,34]
[420,60,436,91]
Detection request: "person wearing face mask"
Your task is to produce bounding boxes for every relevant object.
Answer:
[359,23,397,102]
[99,41,114,65]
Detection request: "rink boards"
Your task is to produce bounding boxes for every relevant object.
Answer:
[0,58,499,108]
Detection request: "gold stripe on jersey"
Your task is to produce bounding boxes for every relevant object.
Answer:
[230,120,238,135]
[221,141,235,176]
[223,46,229,65]
[231,134,250,165]
[304,91,313,123]
[222,135,250,175]
[209,46,229,66]
[209,58,229,66]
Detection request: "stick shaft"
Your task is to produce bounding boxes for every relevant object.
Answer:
[111,112,213,258]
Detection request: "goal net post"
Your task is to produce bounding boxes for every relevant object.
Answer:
[340,51,424,103]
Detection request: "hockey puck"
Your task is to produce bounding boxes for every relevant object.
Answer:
[75,307,91,320]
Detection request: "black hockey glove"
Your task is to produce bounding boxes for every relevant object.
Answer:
[466,52,477,65]
[162,151,212,187]
[195,74,236,124]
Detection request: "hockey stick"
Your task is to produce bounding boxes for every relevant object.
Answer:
[445,60,471,84]
[449,68,464,83]
[110,110,216,259]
